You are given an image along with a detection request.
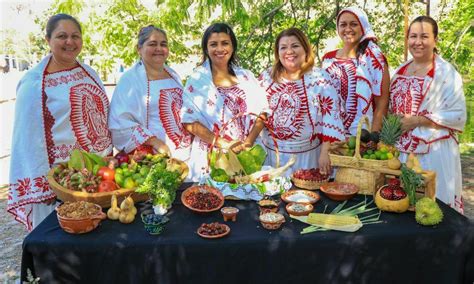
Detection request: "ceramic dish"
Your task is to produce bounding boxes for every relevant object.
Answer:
[181,185,225,213]
[281,190,320,204]
[141,213,170,235]
[258,199,279,214]
[285,202,313,216]
[259,212,285,230]
[221,207,239,222]
[56,202,106,234]
[197,223,230,239]
[320,182,359,201]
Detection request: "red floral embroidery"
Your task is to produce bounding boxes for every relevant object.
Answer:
[34,176,50,193]
[16,178,31,197]
[320,96,334,116]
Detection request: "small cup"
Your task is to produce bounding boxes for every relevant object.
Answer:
[221,207,239,222]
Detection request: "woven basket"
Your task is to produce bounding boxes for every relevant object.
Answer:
[47,158,188,208]
[291,176,329,190]
[335,167,385,195]
[329,115,388,170]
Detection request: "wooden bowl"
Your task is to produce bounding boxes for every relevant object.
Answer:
[281,190,320,204]
[285,202,313,216]
[181,185,224,213]
[56,203,106,234]
[320,182,359,201]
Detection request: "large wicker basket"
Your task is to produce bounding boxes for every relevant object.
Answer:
[335,167,385,195]
[329,115,388,170]
[47,158,188,208]
[291,175,329,190]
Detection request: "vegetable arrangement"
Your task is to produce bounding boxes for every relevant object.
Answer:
[291,197,382,234]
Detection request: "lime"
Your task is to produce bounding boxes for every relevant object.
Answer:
[115,168,123,175]
[380,146,388,154]
[367,149,373,155]
[380,153,388,160]
[135,178,145,186]
[132,173,142,181]
[114,173,124,187]
[121,162,128,169]
[123,177,135,189]
[375,151,382,159]
[387,152,394,159]
[347,136,357,149]
[346,149,355,157]
[363,154,370,159]
[122,169,132,177]
[140,166,150,176]
[370,154,377,160]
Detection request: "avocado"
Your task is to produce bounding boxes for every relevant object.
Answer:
[360,129,371,143]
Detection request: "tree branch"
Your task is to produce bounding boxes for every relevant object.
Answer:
[314,0,339,64]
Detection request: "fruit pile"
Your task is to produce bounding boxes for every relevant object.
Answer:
[341,114,402,161]
[53,147,183,193]
[293,168,329,182]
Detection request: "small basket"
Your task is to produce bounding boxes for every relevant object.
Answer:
[291,176,329,190]
[329,116,388,170]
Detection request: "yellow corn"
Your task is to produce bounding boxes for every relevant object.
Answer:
[307,213,360,227]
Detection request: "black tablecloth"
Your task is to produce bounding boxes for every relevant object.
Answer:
[22,183,474,284]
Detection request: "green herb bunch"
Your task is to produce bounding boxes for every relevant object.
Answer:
[136,162,181,208]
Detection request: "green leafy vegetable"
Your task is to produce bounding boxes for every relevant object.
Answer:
[237,145,267,175]
[210,168,230,182]
[136,163,181,208]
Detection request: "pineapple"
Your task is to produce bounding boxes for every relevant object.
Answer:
[378,114,402,153]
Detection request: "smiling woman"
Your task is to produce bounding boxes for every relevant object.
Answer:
[180,23,269,181]
[7,13,112,231]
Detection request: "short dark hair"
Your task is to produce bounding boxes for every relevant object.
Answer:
[199,23,238,76]
[408,16,439,53]
[46,13,82,39]
[137,25,167,49]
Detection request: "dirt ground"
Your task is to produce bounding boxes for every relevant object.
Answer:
[1,154,473,281]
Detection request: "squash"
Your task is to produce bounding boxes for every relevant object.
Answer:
[107,194,121,220]
[374,185,409,213]
[119,196,137,224]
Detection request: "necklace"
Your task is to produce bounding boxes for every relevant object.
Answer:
[408,61,432,76]
[51,55,77,71]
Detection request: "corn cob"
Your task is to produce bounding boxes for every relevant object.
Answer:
[306,213,362,232]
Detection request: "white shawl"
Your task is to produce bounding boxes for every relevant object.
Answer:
[108,61,191,158]
[392,55,466,153]
[8,54,109,230]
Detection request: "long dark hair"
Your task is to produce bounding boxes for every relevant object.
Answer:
[199,23,238,76]
[408,15,439,53]
[46,13,82,39]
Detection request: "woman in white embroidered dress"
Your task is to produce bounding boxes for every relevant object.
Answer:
[181,23,269,181]
[8,14,112,231]
[322,7,390,135]
[390,16,466,213]
[259,28,345,176]
[109,26,191,163]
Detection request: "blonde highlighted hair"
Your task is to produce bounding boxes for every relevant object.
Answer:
[271,28,315,82]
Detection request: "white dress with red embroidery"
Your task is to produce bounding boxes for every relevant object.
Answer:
[258,68,345,175]
[109,61,191,162]
[389,55,466,213]
[180,60,269,181]
[8,54,112,230]
[322,7,387,135]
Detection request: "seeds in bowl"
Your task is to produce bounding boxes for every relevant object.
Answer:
[285,192,315,203]
[57,201,101,219]
[198,222,228,236]
[185,191,221,210]
[260,212,284,223]
[289,203,310,212]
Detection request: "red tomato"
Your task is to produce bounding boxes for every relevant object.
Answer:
[98,166,115,181]
[98,180,118,193]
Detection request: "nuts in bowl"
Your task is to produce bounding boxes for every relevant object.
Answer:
[286,202,313,216]
[259,212,285,230]
[56,201,106,234]
[181,185,224,213]
[197,222,230,238]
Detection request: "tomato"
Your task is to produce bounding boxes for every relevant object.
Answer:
[98,166,115,181]
[98,180,118,193]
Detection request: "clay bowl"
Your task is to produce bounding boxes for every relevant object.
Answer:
[221,207,239,222]
[320,182,359,201]
[197,223,231,239]
[285,202,313,216]
[259,212,285,230]
[56,203,106,234]
[258,199,280,215]
[181,185,224,213]
[141,213,170,235]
